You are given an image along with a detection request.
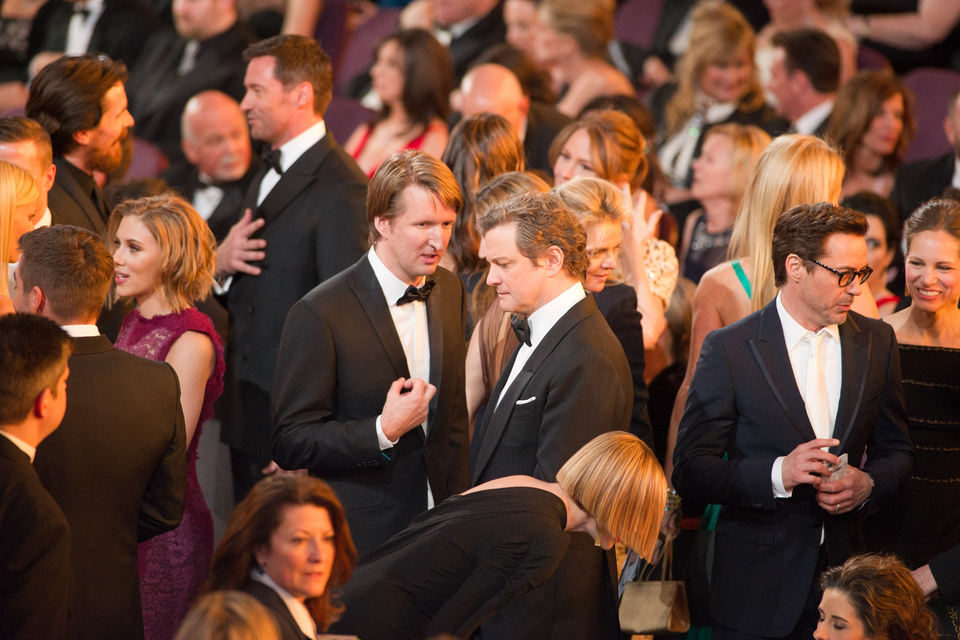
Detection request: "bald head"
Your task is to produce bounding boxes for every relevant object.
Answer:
[459,64,529,136]
[181,90,251,182]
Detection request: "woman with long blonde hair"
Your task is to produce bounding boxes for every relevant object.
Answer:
[0,159,41,313]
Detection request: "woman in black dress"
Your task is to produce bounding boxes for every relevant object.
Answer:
[331,431,667,640]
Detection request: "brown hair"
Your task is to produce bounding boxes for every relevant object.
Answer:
[826,70,915,175]
[549,110,648,191]
[538,0,615,59]
[372,29,453,130]
[243,35,333,115]
[18,225,114,323]
[367,150,463,244]
[105,193,216,312]
[205,476,357,631]
[0,117,53,169]
[819,554,938,640]
[476,190,588,280]
[903,198,960,254]
[26,54,128,157]
[442,113,525,274]
[771,202,867,287]
[0,313,72,425]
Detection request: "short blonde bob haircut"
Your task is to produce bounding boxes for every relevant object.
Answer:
[174,591,280,640]
[0,160,40,296]
[557,431,667,561]
[700,123,771,211]
[727,134,844,312]
[554,175,627,230]
[106,193,216,312]
[666,1,765,135]
[549,109,648,192]
[538,0,616,60]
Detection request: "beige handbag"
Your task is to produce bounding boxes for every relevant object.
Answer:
[618,537,691,634]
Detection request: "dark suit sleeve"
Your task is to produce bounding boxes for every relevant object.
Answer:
[443,281,471,496]
[315,178,368,282]
[930,544,960,604]
[271,299,386,472]
[137,364,187,541]
[859,324,913,511]
[604,288,654,449]
[533,346,632,481]
[673,330,780,510]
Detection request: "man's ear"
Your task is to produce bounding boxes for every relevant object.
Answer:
[373,215,391,239]
[72,128,91,147]
[542,245,565,276]
[32,387,53,420]
[296,81,314,110]
[784,253,806,283]
[43,162,56,193]
[519,94,531,119]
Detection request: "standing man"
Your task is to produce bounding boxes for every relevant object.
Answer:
[216,35,368,501]
[25,54,134,234]
[0,314,72,640]
[471,191,632,639]
[272,150,469,557]
[673,203,913,640]
[0,117,56,229]
[13,225,187,640]
[766,28,840,137]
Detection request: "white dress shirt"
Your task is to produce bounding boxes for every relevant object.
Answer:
[257,120,326,206]
[192,178,224,222]
[496,282,586,409]
[952,155,960,190]
[771,293,841,497]
[793,99,834,136]
[61,324,100,338]
[250,568,317,639]
[64,0,104,54]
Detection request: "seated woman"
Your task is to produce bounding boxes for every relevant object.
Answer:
[345,29,452,178]
[653,1,786,202]
[0,159,41,314]
[204,475,357,640]
[817,554,938,640]
[533,0,634,118]
[826,70,915,198]
[174,591,281,640]
[679,123,770,283]
[107,194,225,640]
[550,109,677,347]
[331,431,667,640]
[841,191,901,315]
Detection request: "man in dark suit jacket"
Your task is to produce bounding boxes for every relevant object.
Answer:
[272,150,469,558]
[13,225,187,640]
[26,54,135,235]
[673,203,913,640]
[215,35,368,501]
[0,314,73,640]
[471,191,632,639]
[892,89,960,221]
[767,28,840,138]
[126,0,252,163]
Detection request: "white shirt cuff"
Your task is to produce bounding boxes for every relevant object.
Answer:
[375,415,399,451]
[212,275,233,295]
[772,456,792,498]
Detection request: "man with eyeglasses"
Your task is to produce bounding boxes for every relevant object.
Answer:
[674,202,913,640]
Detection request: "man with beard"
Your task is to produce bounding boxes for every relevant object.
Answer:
[26,54,134,235]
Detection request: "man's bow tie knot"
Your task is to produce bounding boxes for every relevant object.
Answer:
[511,314,532,347]
[396,280,436,305]
[262,148,283,175]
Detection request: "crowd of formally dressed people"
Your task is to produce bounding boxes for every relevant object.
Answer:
[1,0,960,638]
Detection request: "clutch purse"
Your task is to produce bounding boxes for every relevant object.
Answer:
[618,536,691,634]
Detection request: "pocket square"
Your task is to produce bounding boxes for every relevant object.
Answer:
[515,396,537,405]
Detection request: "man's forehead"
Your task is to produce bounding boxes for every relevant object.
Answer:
[0,141,44,177]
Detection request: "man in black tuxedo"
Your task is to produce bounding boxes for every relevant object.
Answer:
[0,118,56,230]
[0,314,72,640]
[215,35,368,501]
[458,63,571,177]
[26,54,135,235]
[471,191,632,639]
[126,0,252,163]
[272,150,469,558]
[13,225,187,640]
[892,89,960,221]
[767,28,840,138]
[673,203,913,640]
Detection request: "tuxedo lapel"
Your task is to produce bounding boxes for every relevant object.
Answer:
[425,275,444,425]
[256,136,334,227]
[53,160,106,233]
[350,259,410,380]
[749,302,817,442]
[833,316,871,452]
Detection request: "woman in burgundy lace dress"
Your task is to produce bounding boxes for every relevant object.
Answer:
[106,193,224,640]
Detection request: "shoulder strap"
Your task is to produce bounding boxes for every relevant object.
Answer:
[730,259,752,300]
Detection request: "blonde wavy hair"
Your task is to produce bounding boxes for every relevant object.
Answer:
[539,0,616,59]
[665,1,765,136]
[105,193,216,312]
[174,591,280,640]
[557,431,667,560]
[0,160,40,296]
[727,134,844,312]
[701,123,771,211]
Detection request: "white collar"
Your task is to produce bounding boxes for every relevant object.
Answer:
[526,281,585,348]
[273,120,327,173]
[250,569,317,639]
[367,246,425,307]
[776,292,839,351]
[0,430,36,462]
[793,99,834,136]
[61,324,100,338]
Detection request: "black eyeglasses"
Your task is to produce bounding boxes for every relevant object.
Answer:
[807,258,873,287]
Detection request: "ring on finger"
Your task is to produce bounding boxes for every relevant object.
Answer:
[835,504,840,514]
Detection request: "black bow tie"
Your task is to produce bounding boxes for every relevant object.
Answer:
[73,4,91,18]
[396,280,435,305]
[262,148,283,175]
[511,314,531,347]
